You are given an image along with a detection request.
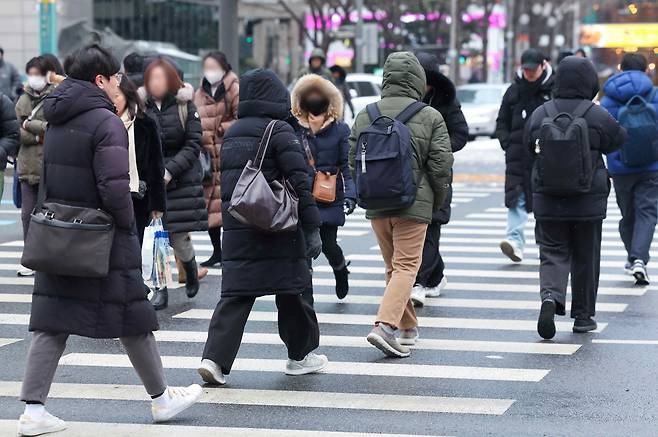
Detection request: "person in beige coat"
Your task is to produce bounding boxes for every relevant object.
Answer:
[193,51,239,268]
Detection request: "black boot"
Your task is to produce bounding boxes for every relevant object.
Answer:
[537,299,556,340]
[334,261,351,300]
[151,287,168,311]
[183,259,200,298]
[201,228,222,268]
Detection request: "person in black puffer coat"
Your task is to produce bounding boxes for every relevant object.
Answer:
[411,53,469,307]
[525,56,627,340]
[291,74,357,300]
[495,49,555,263]
[198,69,328,385]
[142,58,208,310]
[18,45,201,434]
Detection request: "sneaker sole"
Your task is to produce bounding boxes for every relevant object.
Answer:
[537,301,556,340]
[500,242,522,263]
[398,336,418,346]
[572,324,597,333]
[366,332,410,358]
[197,367,226,386]
[19,422,68,436]
[285,361,328,376]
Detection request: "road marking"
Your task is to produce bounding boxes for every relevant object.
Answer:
[0,293,31,303]
[469,213,623,221]
[592,339,658,345]
[153,330,580,355]
[0,338,21,347]
[0,313,29,324]
[447,220,621,230]
[441,228,625,239]
[368,244,638,258]
[59,353,549,382]
[174,309,607,333]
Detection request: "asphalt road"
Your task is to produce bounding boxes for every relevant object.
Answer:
[0,139,657,436]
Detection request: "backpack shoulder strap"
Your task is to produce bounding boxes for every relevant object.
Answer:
[572,100,595,119]
[544,100,560,118]
[396,101,428,124]
[366,103,381,121]
[177,102,188,128]
[648,87,658,103]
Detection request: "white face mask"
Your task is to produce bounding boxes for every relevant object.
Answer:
[204,69,225,85]
[28,75,47,92]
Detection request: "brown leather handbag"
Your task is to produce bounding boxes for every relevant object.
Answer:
[302,133,338,204]
[228,120,299,232]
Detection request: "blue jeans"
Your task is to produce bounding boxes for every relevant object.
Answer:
[506,193,528,250]
[613,172,658,264]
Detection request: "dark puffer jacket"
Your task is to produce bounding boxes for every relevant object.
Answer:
[417,52,469,224]
[221,69,321,297]
[144,84,208,234]
[30,78,158,338]
[0,92,19,170]
[496,66,555,212]
[525,56,627,221]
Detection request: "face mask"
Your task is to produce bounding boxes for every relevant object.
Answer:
[204,69,225,85]
[28,75,47,92]
[304,98,330,116]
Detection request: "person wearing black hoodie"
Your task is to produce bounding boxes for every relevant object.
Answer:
[411,52,469,307]
[496,49,555,263]
[524,56,627,340]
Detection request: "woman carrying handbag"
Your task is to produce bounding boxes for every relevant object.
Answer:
[291,74,357,299]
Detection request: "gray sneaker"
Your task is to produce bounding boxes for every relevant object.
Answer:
[398,327,419,346]
[367,325,411,358]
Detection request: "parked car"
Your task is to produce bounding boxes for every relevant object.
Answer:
[456,83,510,140]
[344,73,382,126]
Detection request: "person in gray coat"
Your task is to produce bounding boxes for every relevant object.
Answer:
[0,47,21,99]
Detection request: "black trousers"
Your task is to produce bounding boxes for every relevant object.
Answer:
[415,222,445,288]
[535,219,602,319]
[202,294,320,374]
[320,225,345,269]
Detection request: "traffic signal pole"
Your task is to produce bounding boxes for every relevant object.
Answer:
[219,0,239,72]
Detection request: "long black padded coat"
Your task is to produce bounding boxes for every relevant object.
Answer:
[220,69,321,297]
[143,83,208,234]
[29,78,159,338]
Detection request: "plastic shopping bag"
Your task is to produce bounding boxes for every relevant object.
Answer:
[152,229,173,289]
[141,218,164,281]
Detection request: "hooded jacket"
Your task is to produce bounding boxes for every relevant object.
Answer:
[291,74,356,227]
[496,64,555,212]
[220,69,321,297]
[0,92,19,171]
[143,83,208,234]
[297,48,334,83]
[600,70,658,175]
[525,56,627,221]
[348,52,453,224]
[30,78,158,338]
[417,52,469,224]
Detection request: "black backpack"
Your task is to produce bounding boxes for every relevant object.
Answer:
[532,100,595,197]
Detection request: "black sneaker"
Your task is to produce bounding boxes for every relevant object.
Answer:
[632,260,650,286]
[573,317,597,333]
[537,299,556,340]
[334,261,350,300]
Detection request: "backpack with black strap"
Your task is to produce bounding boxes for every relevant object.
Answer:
[532,100,595,197]
[355,101,426,211]
[617,87,658,167]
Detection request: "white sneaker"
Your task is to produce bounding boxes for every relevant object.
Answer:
[500,240,523,263]
[17,266,35,277]
[198,359,226,385]
[285,352,328,375]
[18,412,67,436]
[410,285,426,307]
[398,327,419,346]
[425,277,447,298]
[151,384,203,423]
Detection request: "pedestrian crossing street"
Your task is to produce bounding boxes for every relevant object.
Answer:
[0,182,652,435]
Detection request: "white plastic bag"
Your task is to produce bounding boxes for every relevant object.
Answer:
[141,218,164,281]
[152,228,173,288]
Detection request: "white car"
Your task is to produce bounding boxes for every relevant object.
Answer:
[344,73,382,126]
[456,83,510,140]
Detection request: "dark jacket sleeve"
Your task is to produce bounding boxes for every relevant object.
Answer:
[0,94,20,165]
[144,116,167,213]
[442,98,469,152]
[338,122,356,200]
[273,123,321,230]
[165,101,203,178]
[92,114,135,230]
[593,105,627,154]
[495,86,515,151]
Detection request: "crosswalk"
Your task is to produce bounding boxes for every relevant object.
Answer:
[0,182,650,435]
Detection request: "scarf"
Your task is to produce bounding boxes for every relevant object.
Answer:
[307,113,328,134]
[121,110,139,193]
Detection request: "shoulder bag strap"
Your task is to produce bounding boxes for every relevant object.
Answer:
[254,120,278,170]
[396,101,427,124]
[301,132,316,169]
[28,99,46,120]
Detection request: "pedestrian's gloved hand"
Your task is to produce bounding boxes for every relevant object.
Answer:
[344,198,357,215]
[304,228,322,260]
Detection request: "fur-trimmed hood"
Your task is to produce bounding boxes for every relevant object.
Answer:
[137,82,195,105]
[291,74,344,130]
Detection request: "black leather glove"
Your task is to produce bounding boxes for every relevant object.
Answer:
[304,228,322,259]
[344,198,357,215]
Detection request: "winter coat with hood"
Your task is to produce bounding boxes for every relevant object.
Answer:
[348,51,454,224]
[496,64,556,212]
[417,52,469,224]
[297,48,334,83]
[193,71,239,228]
[143,83,208,234]
[220,69,321,297]
[0,92,19,170]
[15,83,55,185]
[525,56,627,221]
[600,70,658,175]
[291,74,356,227]
[30,78,159,338]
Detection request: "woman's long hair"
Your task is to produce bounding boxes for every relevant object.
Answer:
[143,58,184,96]
[119,76,144,119]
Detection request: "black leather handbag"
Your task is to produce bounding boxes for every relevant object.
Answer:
[21,167,115,278]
